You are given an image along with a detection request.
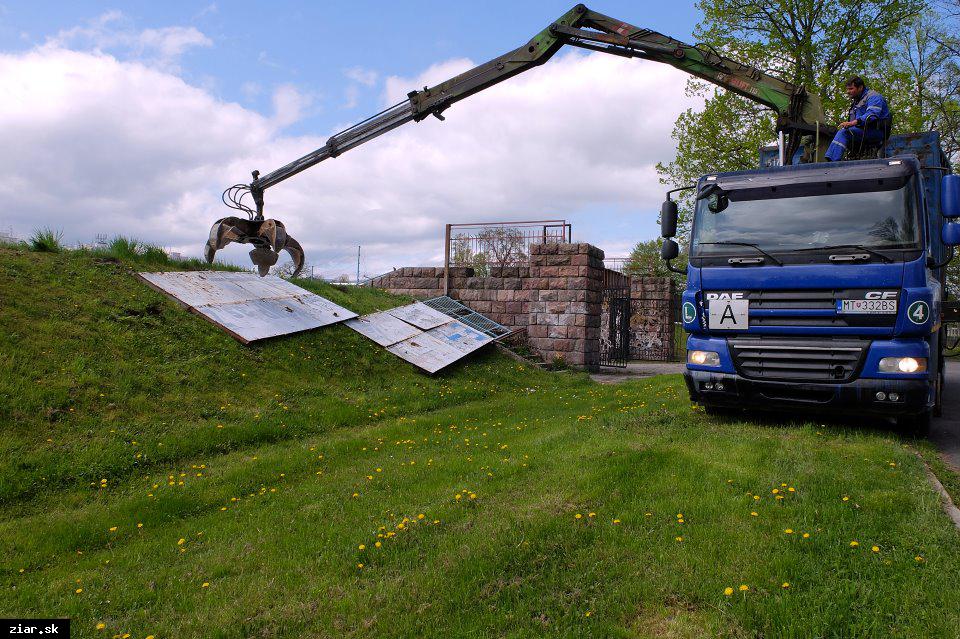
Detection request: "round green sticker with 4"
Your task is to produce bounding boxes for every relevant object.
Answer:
[682,302,697,323]
[907,300,929,325]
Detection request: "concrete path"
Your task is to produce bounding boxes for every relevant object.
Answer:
[589,361,684,384]
[931,359,960,473]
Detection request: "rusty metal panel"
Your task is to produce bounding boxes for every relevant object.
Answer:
[386,332,466,374]
[137,271,356,344]
[427,320,492,354]
[344,311,422,347]
[386,302,454,330]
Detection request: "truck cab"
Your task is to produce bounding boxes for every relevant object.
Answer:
[661,132,960,434]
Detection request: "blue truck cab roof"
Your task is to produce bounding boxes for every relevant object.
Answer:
[700,156,921,192]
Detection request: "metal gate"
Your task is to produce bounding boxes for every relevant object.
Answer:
[600,268,631,367]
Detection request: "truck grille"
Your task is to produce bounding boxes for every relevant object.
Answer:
[728,336,869,383]
[743,289,896,327]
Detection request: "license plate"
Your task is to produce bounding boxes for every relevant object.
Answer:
[708,299,749,330]
[837,299,897,314]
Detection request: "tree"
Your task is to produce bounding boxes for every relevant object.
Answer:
[657,0,924,238]
[476,227,528,269]
[624,238,687,287]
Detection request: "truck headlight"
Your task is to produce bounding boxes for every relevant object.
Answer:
[688,350,720,367]
[878,357,926,373]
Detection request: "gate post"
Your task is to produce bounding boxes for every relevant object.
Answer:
[526,243,604,372]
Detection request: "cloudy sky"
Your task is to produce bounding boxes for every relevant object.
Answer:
[0,0,704,279]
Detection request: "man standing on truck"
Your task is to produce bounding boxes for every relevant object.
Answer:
[824,76,892,161]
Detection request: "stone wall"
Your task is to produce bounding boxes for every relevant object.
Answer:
[367,266,529,330]
[367,244,674,370]
[630,276,676,361]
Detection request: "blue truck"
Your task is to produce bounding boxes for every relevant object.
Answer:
[660,132,960,434]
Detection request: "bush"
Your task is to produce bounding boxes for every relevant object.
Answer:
[29,228,64,253]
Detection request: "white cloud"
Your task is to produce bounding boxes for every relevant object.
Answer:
[0,43,701,277]
[44,11,211,71]
[270,83,315,128]
[344,66,378,87]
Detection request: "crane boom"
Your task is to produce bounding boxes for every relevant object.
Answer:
[209,3,830,276]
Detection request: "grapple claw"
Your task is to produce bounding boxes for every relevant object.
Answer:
[204,216,304,278]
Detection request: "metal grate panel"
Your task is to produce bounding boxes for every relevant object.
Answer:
[421,296,511,339]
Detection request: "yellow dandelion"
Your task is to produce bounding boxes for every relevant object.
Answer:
[137,523,143,529]
[739,584,749,592]
[584,611,592,617]
[781,582,790,589]
[612,519,621,524]
[469,493,477,500]
[772,489,779,494]
[753,495,760,501]
[201,582,209,588]
[871,545,880,553]
[802,532,810,539]
[784,529,794,534]
[417,513,425,520]
[915,555,924,562]
[455,494,462,501]
[109,526,117,532]
[675,536,683,542]
[723,587,734,596]
[358,544,366,551]
[357,563,363,569]
[788,487,796,492]
[374,541,381,548]
[575,513,582,519]
[177,538,185,546]
[750,512,758,517]
[587,512,595,518]
[96,622,106,630]
[75,588,83,594]
[842,496,849,502]
[850,540,860,547]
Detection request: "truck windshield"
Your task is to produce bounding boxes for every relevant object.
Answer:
[691,176,920,255]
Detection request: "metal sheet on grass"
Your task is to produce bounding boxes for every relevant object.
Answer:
[428,320,492,354]
[386,332,466,374]
[385,302,453,330]
[344,311,422,347]
[137,271,356,344]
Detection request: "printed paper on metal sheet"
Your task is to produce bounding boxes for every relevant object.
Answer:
[386,331,467,374]
[385,302,453,330]
[137,271,356,344]
[344,311,422,347]
[427,320,492,354]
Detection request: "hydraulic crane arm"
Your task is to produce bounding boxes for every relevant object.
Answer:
[209,3,830,276]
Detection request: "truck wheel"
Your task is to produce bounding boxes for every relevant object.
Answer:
[896,410,931,438]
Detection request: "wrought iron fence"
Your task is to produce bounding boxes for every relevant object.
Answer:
[444,220,571,276]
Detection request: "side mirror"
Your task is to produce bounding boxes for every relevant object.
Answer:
[942,222,960,247]
[707,192,729,213]
[943,175,960,219]
[660,238,679,261]
[661,199,678,237]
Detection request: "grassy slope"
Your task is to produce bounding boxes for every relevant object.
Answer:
[1,247,960,638]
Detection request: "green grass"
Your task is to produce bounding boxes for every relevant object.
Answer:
[2,246,960,638]
[28,227,64,253]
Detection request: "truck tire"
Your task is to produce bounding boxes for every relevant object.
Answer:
[896,410,931,437]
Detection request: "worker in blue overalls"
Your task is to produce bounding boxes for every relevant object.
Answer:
[825,76,892,161]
